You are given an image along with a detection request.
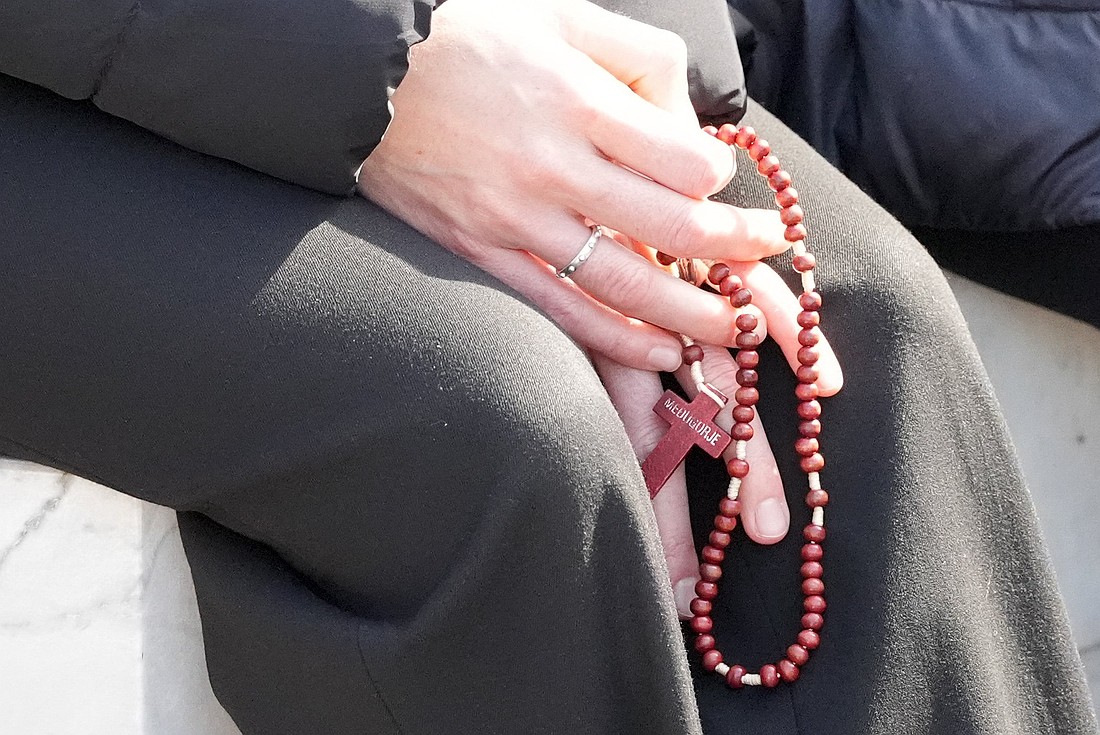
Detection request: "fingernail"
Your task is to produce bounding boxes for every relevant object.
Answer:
[674,578,699,619]
[648,346,683,372]
[753,498,789,539]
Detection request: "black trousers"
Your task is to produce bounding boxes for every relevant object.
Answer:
[1,74,1096,735]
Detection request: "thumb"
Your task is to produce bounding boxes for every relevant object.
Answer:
[591,353,700,619]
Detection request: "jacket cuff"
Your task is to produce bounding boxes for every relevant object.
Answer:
[92,0,433,195]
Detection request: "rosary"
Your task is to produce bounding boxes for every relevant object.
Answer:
[643,123,827,689]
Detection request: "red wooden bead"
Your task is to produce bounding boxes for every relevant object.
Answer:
[735,387,759,406]
[780,205,804,226]
[785,225,808,243]
[797,346,820,365]
[794,376,817,398]
[793,252,816,270]
[804,595,827,614]
[696,580,719,599]
[657,251,677,265]
[736,350,760,369]
[691,598,714,616]
[798,400,822,420]
[776,187,799,208]
[798,629,821,650]
[716,123,738,145]
[733,126,757,149]
[701,545,725,564]
[726,458,750,478]
[702,649,724,672]
[798,328,820,347]
[800,453,825,473]
[760,664,780,688]
[797,310,820,328]
[735,312,758,332]
[802,577,825,596]
[708,262,731,284]
[787,644,810,666]
[714,514,737,533]
[800,291,823,311]
[730,288,753,308]
[726,664,747,689]
[731,422,754,441]
[735,331,760,349]
[768,169,792,192]
[801,613,824,632]
[748,139,772,161]
[735,368,758,387]
[801,543,824,562]
[710,530,732,548]
[682,344,704,364]
[694,633,717,653]
[757,155,781,177]
[795,437,819,457]
[700,562,724,582]
[807,489,829,507]
[800,418,827,435]
[800,561,824,579]
[799,419,822,437]
[719,497,742,517]
[804,524,827,542]
[796,365,820,383]
[719,275,743,295]
[778,659,800,682]
[732,405,755,423]
[691,615,714,633]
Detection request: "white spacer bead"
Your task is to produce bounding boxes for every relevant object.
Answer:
[727,477,742,499]
[742,674,762,687]
[801,270,816,293]
[808,471,821,491]
[735,440,747,460]
[813,506,825,526]
[690,362,705,386]
[791,240,808,257]
[680,334,695,347]
[715,663,731,676]
[699,382,726,407]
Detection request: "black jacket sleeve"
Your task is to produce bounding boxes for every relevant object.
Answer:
[0,0,432,195]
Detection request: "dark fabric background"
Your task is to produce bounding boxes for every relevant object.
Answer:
[1,73,1096,734]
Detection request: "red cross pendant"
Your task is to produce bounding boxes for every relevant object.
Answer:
[641,386,732,498]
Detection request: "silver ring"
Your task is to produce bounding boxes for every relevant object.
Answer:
[556,225,602,279]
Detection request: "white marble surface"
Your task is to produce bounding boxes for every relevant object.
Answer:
[0,459,240,735]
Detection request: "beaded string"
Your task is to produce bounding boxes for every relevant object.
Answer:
[659,123,828,689]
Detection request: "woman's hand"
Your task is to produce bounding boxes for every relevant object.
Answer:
[596,315,841,618]
[358,0,793,371]
[358,0,845,613]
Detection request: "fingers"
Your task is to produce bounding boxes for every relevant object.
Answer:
[676,345,790,545]
[560,0,697,124]
[554,225,744,346]
[584,77,736,199]
[563,156,787,261]
[722,261,844,395]
[591,354,699,619]
[474,247,687,372]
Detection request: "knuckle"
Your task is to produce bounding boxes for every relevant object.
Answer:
[681,151,730,198]
[598,258,653,308]
[651,29,688,69]
[659,201,707,254]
